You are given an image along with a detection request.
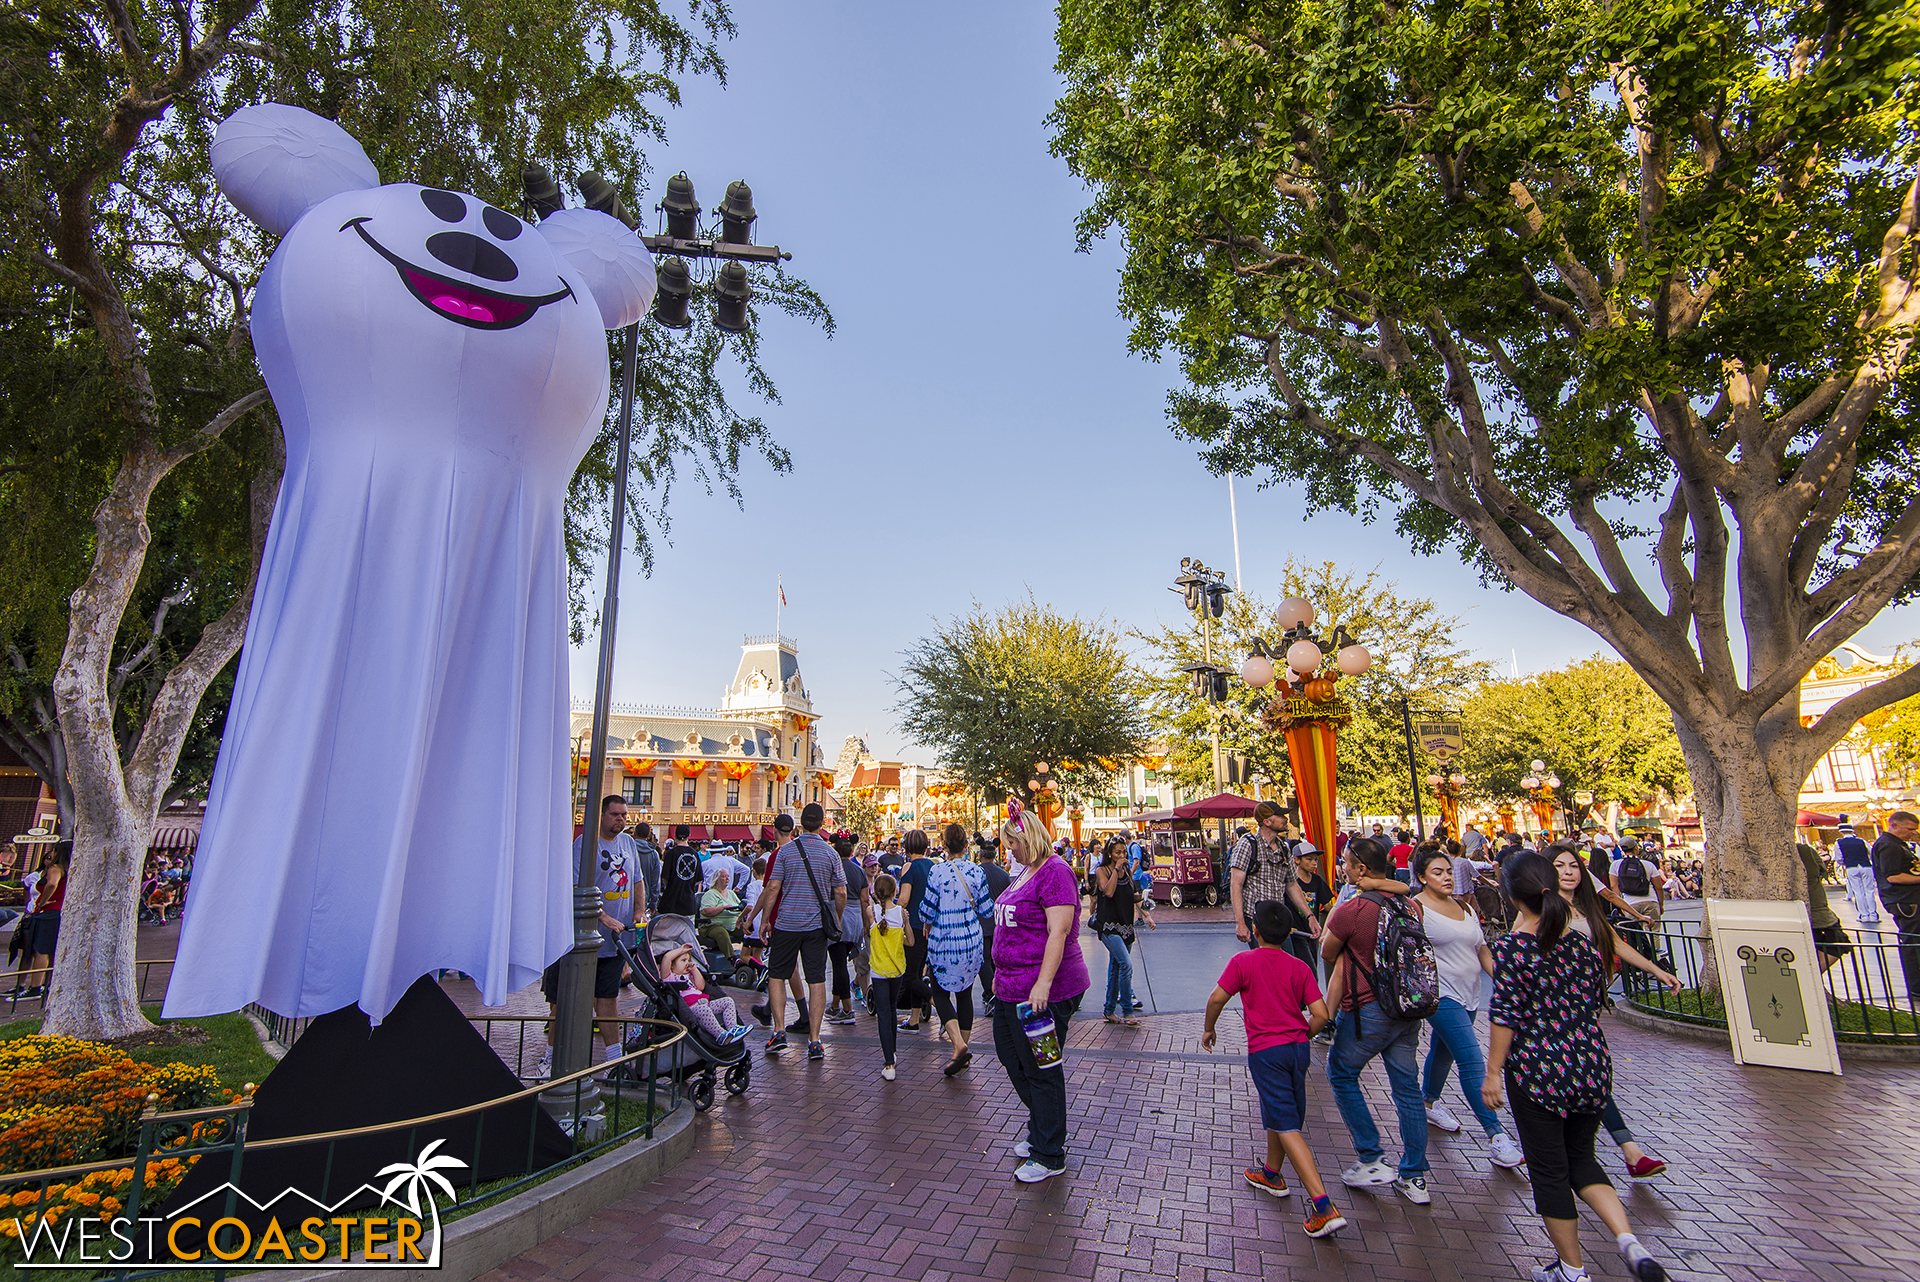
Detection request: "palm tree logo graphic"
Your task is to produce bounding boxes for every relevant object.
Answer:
[375,1139,467,1265]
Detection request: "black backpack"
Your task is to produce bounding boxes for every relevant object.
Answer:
[1616,854,1650,896]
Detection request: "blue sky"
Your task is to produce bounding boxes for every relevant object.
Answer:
[566,2,1911,760]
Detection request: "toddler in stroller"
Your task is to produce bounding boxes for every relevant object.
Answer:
[659,944,751,1044]
[612,915,752,1110]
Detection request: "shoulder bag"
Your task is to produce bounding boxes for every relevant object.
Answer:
[795,836,844,942]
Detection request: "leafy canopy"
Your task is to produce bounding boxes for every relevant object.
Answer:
[1051,0,1920,869]
[1457,655,1692,804]
[1136,559,1489,815]
[0,1,832,806]
[894,598,1151,805]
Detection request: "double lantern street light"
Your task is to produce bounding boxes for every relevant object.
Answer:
[519,162,792,1133]
[1521,760,1564,840]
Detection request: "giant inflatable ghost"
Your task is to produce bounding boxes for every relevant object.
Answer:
[163,105,656,1023]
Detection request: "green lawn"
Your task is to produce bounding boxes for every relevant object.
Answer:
[0,1005,279,1093]
[1629,987,1920,1040]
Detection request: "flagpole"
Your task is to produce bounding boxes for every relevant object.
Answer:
[776,574,782,643]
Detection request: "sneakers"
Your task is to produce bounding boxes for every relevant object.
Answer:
[1340,1159,1396,1188]
[1243,1166,1292,1197]
[531,1052,552,1081]
[786,1018,809,1033]
[723,1025,751,1044]
[830,1009,856,1025]
[764,1031,788,1055]
[807,1040,825,1060]
[1013,1160,1065,1184]
[1625,1155,1668,1181]
[881,1064,896,1081]
[1425,1101,1463,1132]
[1013,1138,1032,1158]
[1490,1134,1528,1169]
[1621,1236,1668,1280]
[1393,1174,1431,1205]
[1303,1197,1346,1239]
[751,1003,772,1026]
[1530,1263,1590,1282]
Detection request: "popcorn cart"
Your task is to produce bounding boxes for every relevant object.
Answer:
[1146,820,1220,908]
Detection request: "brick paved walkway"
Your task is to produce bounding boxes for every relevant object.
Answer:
[477,1005,1920,1282]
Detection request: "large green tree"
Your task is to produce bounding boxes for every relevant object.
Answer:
[1458,656,1691,816]
[894,598,1151,807]
[1137,559,1489,816]
[1052,0,1920,898]
[2,1,829,1039]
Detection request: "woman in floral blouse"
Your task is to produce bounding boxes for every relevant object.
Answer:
[1484,852,1669,1282]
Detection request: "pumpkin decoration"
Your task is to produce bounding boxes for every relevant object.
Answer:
[1303,674,1338,701]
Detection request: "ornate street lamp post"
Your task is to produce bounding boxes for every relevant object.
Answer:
[1519,760,1564,842]
[1241,596,1372,879]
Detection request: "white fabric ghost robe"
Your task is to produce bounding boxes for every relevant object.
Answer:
[164,167,638,1022]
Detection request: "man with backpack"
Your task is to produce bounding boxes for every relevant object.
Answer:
[1320,836,1436,1205]
[1610,837,1664,927]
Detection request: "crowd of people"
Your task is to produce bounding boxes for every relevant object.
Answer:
[541,794,1920,1282]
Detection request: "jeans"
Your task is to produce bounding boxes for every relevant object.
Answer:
[1326,1002,1428,1177]
[1421,998,1505,1138]
[1100,933,1134,1016]
[991,993,1082,1168]
[1845,866,1882,923]
[1893,907,1920,1003]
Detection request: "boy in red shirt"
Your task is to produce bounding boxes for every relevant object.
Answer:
[1202,900,1345,1239]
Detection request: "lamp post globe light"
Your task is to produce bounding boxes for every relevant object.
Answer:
[518,161,793,1129]
[1239,601,1371,877]
[1519,760,1564,841]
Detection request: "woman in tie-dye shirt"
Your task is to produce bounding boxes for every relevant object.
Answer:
[919,823,996,1075]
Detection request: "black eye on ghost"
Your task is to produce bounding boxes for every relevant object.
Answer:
[337,188,569,331]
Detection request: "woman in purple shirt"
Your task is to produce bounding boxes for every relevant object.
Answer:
[989,802,1090,1184]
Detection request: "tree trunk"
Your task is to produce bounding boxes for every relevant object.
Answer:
[1673,715,1799,901]
[42,401,275,1041]
[40,802,156,1039]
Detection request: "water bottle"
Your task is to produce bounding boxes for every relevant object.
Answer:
[1017,1002,1063,1070]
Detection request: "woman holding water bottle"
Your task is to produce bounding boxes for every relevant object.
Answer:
[989,800,1090,1184]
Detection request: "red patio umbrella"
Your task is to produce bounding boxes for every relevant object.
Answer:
[1171,792,1261,820]
[1796,809,1844,827]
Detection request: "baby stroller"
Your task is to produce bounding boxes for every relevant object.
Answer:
[610,915,750,1112]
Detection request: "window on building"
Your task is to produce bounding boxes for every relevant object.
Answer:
[625,776,654,807]
[1829,744,1865,789]
[792,738,801,760]
[727,780,740,808]
[766,781,775,810]
[681,778,696,807]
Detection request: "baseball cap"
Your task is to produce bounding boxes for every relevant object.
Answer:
[800,802,824,830]
[773,813,794,834]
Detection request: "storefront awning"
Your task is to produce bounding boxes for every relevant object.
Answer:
[712,824,754,841]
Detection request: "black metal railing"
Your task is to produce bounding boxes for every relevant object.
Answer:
[1619,921,1918,1044]
[2,958,176,1019]
[0,1017,687,1278]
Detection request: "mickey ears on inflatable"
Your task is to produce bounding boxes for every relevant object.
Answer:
[211,104,381,236]
[212,103,656,331]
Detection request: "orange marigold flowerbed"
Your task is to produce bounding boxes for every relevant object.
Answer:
[0,1156,197,1243]
[0,1037,223,1174]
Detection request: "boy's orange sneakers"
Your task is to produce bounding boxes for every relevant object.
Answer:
[1303,1197,1347,1238]
[1243,1166,1291,1196]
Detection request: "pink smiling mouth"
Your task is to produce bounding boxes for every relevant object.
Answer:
[343,218,573,331]
[404,269,531,326]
